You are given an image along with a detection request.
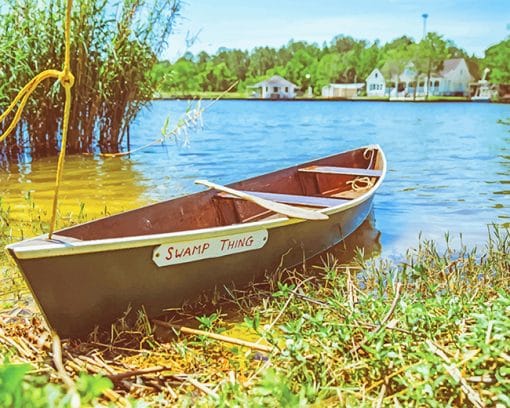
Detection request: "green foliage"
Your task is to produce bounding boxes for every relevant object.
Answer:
[151,30,503,97]
[381,45,411,87]
[0,362,31,406]
[0,360,112,407]
[196,312,220,330]
[75,373,114,405]
[0,0,181,158]
[410,33,451,98]
[195,226,510,407]
[484,37,510,83]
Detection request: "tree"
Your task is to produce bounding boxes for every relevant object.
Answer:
[247,47,278,78]
[412,33,450,99]
[315,53,345,91]
[330,35,358,53]
[201,61,236,91]
[383,36,414,52]
[283,48,318,89]
[381,45,412,97]
[356,41,382,82]
[484,38,510,84]
[213,49,249,83]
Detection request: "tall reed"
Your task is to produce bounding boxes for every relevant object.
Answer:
[0,0,181,160]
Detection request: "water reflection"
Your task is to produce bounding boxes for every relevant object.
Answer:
[309,212,381,266]
[0,154,149,221]
[495,144,510,226]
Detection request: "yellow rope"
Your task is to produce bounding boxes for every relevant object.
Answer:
[0,0,74,239]
[346,147,378,192]
[363,146,376,169]
[347,176,375,192]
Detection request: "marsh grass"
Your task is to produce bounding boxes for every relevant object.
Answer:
[0,0,181,160]
[0,201,508,406]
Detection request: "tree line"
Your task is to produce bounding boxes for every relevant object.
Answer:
[151,33,510,95]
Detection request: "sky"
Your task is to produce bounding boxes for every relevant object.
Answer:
[162,0,509,61]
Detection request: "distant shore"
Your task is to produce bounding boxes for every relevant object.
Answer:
[153,92,508,103]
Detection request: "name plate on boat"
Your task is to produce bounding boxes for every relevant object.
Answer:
[152,230,268,267]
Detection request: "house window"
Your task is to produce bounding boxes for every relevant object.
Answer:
[265,86,268,92]
[430,81,433,87]
[375,72,378,78]
[273,87,278,92]
[285,87,289,92]
[434,80,440,87]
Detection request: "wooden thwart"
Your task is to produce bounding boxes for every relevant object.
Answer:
[217,190,348,208]
[195,179,329,220]
[299,165,383,177]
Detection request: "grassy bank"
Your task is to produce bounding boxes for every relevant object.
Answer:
[1,202,509,406]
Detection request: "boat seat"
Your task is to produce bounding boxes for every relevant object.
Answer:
[217,191,348,208]
[299,165,382,177]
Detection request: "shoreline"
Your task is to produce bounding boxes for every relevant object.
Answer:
[153,95,510,103]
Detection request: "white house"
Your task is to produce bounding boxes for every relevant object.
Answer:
[322,83,365,98]
[250,75,298,99]
[436,58,474,96]
[374,58,476,98]
[365,69,386,97]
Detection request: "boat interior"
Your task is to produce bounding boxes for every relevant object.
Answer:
[52,146,384,242]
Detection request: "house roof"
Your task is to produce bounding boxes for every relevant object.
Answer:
[252,75,298,88]
[440,58,463,75]
[465,60,481,80]
[366,68,385,82]
[440,58,478,79]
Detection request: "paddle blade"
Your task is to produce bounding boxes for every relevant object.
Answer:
[195,179,329,221]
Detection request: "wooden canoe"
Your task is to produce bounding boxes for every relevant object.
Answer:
[6,145,387,338]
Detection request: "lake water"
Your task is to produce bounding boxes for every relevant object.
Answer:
[1,100,509,259]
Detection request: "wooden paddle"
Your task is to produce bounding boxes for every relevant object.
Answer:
[195,179,329,221]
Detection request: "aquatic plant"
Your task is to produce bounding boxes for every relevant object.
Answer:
[0,0,181,160]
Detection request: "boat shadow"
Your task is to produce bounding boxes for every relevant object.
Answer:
[307,211,381,266]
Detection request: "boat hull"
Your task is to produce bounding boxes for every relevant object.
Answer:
[11,197,373,338]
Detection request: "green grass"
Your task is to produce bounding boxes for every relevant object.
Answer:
[426,95,471,101]
[1,200,509,406]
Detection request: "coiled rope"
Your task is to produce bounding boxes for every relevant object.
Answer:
[347,176,375,191]
[0,0,74,239]
[347,146,378,191]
